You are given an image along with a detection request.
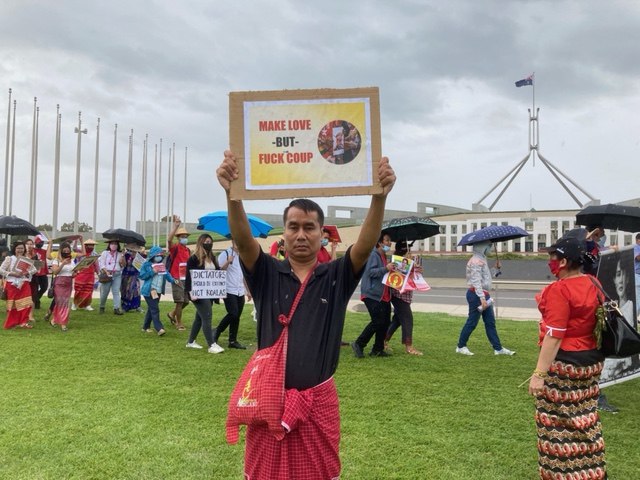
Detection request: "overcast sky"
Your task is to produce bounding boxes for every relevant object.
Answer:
[1,0,639,232]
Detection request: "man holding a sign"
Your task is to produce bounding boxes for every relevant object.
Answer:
[217,149,395,480]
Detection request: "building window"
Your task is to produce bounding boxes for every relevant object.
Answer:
[471,223,477,232]
[525,240,534,252]
[440,237,447,251]
[440,225,447,235]
[461,224,467,234]
[491,222,498,227]
[451,225,457,235]
[562,221,570,234]
[501,221,509,226]
[537,233,547,249]
[525,220,534,232]
[624,234,632,246]
[480,222,487,229]
[513,241,521,252]
[451,236,457,249]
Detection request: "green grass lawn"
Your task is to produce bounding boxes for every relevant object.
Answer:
[1,301,638,479]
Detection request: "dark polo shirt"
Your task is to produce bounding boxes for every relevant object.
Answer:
[242,247,363,390]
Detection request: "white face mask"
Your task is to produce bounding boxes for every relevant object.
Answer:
[179,237,189,245]
[154,256,163,262]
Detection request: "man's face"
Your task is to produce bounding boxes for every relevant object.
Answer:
[636,237,640,245]
[284,207,322,261]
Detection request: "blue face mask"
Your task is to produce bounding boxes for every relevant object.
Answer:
[154,256,163,263]
[179,237,188,245]
[321,238,329,247]
[382,245,390,253]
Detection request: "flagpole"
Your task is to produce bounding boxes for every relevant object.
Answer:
[8,99,16,216]
[157,138,163,245]
[166,145,172,239]
[29,97,37,223]
[52,105,61,239]
[74,111,88,235]
[33,105,40,224]
[92,118,100,239]
[183,146,187,223]
[126,129,133,229]
[170,142,176,227]
[110,124,118,229]
[140,133,148,239]
[3,88,11,216]
[153,143,158,245]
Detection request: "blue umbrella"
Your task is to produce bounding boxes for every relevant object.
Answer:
[197,211,273,239]
[458,225,529,246]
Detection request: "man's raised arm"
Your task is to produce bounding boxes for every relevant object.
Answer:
[216,151,261,272]
[349,157,396,273]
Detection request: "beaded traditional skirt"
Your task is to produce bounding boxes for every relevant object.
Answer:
[535,360,606,480]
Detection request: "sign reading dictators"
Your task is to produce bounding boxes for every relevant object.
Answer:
[229,87,382,200]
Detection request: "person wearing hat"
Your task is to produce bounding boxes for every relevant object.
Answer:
[139,245,178,336]
[529,235,607,479]
[166,218,190,330]
[120,244,144,314]
[72,238,100,311]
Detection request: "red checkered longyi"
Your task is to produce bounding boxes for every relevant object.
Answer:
[244,377,341,480]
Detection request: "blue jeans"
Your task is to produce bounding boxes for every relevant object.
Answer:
[457,290,502,350]
[189,299,215,347]
[142,295,164,332]
[100,271,122,310]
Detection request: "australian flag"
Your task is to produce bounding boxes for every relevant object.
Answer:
[515,74,534,87]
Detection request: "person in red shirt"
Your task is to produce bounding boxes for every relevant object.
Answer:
[529,236,606,480]
[316,228,337,264]
[166,218,190,330]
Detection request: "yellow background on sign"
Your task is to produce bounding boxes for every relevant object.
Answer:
[246,100,371,188]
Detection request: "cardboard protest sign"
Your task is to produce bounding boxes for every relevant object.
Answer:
[190,270,227,299]
[229,87,382,200]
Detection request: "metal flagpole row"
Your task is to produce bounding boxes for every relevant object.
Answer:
[0,92,189,242]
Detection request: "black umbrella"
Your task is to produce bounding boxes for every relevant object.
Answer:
[575,203,640,233]
[102,228,146,247]
[381,216,440,242]
[0,215,41,236]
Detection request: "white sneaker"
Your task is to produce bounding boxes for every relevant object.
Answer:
[71,304,77,311]
[494,348,516,356]
[186,342,203,349]
[208,343,224,354]
[455,346,474,356]
[85,306,94,311]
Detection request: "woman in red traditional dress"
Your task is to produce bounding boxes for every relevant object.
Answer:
[49,242,76,332]
[1,241,38,329]
[72,238,99,311]
[529,236,606,480]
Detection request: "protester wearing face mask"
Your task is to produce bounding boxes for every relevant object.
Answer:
[184,234,225,354]
[529,235,607,479]
[98,240,126,315]
[166,218,190,331]
[72,238,99,311]
[49,242,77,331]
[317,228,338,263]
[456,240,515,356]
[139,245,177,336]
[352,233,394,358]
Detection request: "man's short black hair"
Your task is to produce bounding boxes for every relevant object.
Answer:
[636,233,640,240]
[283,199,325,227]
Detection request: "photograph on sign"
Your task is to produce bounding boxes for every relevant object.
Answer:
[229,87,381,200]
[597,247,640,387]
